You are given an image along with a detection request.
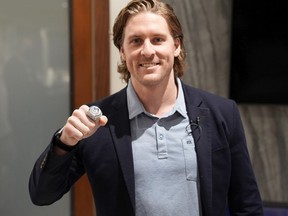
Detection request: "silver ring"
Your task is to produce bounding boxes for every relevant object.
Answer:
[86,106,102,121]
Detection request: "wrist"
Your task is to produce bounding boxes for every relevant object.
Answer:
[54,130,78,152]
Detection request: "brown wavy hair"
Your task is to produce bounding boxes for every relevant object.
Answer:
[113,0,186,83]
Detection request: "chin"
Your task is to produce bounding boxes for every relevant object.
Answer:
[141,77,165,87]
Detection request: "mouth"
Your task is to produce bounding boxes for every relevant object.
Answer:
[139,63,160,68]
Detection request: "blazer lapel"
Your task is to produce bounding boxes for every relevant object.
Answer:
[107,89,135,211]
[183,84,212,216]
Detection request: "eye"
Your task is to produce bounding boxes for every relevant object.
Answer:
[152,37,164,44]
[130,37,142,45]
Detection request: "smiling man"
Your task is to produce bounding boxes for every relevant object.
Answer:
[121,11,181,117]
[29,0,263,215]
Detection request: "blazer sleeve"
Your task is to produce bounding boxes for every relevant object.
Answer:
[227,101,263,215]
[29,135,85,206]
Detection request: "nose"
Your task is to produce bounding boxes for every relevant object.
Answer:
[141,40,155,57]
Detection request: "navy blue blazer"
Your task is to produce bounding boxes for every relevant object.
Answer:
[29,83,263,216]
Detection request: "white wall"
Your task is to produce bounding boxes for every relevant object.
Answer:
[109,0,130,94]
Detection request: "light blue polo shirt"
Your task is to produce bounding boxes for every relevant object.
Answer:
[127,78,201,216]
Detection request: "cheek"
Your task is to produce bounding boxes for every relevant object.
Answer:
[125,51,138,65]
[158,46,176,59]
[124,56,136,72]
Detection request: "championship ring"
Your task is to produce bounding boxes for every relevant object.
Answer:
[86,106,102,121]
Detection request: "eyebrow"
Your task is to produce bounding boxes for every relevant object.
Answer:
[126,33,167,40]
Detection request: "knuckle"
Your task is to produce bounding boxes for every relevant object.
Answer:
[72,109,81,117]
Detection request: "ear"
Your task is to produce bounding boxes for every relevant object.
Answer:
[174,38,181,57]
[120,47,126,61]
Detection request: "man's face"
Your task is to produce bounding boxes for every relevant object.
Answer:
[120,12,180,89]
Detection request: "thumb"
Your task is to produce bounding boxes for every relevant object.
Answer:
[98,115,108,126]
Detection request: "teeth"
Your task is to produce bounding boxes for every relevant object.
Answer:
[141,63,157,67]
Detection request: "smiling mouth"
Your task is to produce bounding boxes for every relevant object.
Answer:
[139,63,159,68]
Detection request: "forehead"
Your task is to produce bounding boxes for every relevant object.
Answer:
[124,12,171,37]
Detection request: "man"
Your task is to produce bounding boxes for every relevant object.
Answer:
[29,0,263,215]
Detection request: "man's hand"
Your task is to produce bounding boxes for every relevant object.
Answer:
[59,105,108,146]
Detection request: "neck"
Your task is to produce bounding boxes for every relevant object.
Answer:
[132,78,178,117]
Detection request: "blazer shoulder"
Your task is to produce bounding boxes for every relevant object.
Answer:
[182,82,237,109]
[88,87,128,111]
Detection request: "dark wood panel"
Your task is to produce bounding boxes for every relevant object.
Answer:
[71,0,94,215]
[94,0,110,99]
[72,0,93,108]
[71,0,110,215]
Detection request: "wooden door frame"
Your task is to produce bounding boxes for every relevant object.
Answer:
[70,0,110,215]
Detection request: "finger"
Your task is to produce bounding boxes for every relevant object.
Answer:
[67,115,90,137]
[78,104,89,114]
[72,107,96,128]
[60,122,86,145]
